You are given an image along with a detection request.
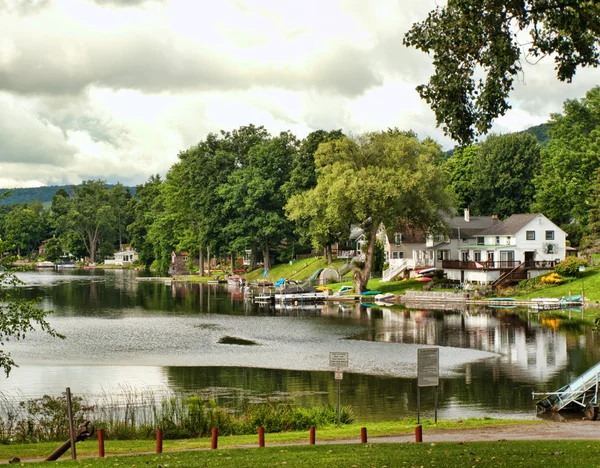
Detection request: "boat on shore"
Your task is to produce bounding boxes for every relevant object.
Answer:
[226,275,246,286]
[35,261,55,269]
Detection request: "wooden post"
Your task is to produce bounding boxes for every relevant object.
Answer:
[415,425,423,443]
[97,429,105,457]
[258,427,265,447]
[361,427,367,444]
[309,426,315,445]
[156,429,163,453]
[66,388,77,460]
[211,428,218,450]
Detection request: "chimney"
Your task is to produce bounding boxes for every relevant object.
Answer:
[464,208,470,222]
[492,214,499,225]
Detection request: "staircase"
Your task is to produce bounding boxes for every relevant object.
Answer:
[491,262,527,287]
[382,259,412,282]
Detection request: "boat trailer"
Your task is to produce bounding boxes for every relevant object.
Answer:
[534,362,600,420]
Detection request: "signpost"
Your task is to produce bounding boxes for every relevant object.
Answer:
[329,352,348,426]
[417,348,439,424]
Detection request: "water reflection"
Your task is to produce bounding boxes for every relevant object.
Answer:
[3,270,599,421]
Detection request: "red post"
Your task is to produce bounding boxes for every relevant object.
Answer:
[361,427,367,444]
[97,429,105,457]
[415,425,423,443]
[156,429,163,453]
[258,427,265,447]
[211,428,218,450]
[309,426,315,445]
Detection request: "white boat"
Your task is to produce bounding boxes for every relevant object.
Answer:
[35,261,55,269]
[56,263,76,269]
[227,275,246,286]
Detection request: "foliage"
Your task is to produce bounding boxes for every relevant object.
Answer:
[540,272,565,285]
[404,1,600,145]
[533,86,600,231]
[287,131,452,293]
[3,203,47,256]
[554,256,588,276]
[444,145,478,212]
[371,239,385,274]
[470,133,541,217]
[0,239,64,376]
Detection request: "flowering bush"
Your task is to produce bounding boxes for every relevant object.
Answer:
[540,272,565,284]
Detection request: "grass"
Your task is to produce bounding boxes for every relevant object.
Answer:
[0,418,539,462]
[327,277,428,296]
[245,257,348,283]
[513,267,600,302]
[16,439,598,467]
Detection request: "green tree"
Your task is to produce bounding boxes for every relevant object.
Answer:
[404,1,600,145]
[470,133,542,217]
[287,132,452,293]
[128,175,163,269]
[444,145,479,212]
[60,180,117,263]
[533,86,600,240]
[0,239,63,376]
[4,203,46,256]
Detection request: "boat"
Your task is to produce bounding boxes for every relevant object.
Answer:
[416,276,432,282]
[56,262,76,269]
[35,261,55,269]
[274,286,328,303]
[361,290,382,296]
[226,275,246,286]
[334,285,354,296]
[416,267,436,277]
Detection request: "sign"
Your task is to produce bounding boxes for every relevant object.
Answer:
[417,348,439,387]
[329,352,349,368]
[579,266,586,272]
[334,369,343,380]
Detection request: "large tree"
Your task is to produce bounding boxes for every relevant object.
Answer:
[533,86,600,241]
[470,133,542,218]
[4,202,46,256]
[404,1,600,145]
[287,131,452,293]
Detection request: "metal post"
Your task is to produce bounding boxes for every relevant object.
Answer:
[97,428,105,457]
[211,428,218,450]
[360,427,367,444]
[417,386,420,424]
[415,425,423,443]
[66,388,77,460]
[435,386,438,423]
[309,426,315,445]
[258,427,265,447]
[337,378,341,426]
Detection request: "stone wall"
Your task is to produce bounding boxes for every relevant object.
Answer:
[402,290,468,302]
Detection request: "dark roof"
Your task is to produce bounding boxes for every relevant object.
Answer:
[446,216,496,239]
[476,214,540,236]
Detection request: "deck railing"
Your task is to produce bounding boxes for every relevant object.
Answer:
[442,260,521,270]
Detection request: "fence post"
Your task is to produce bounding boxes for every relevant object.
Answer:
[211,428,218,450]
[97,428,105,457]
[309,426,315,445]
[258,427,265,447]
[361,427,367,444]
[415,425,423,443]
[156,429,163,453]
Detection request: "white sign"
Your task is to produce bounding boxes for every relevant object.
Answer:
[579,266,586,272]
[329,352,349,368]
[334,369,343,380]
[417,348,439,387]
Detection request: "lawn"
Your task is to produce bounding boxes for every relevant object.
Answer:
[245,257,349,283]
[17,439,600,468]
[514,267,600,302]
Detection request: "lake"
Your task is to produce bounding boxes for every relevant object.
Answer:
[2,269,598,422]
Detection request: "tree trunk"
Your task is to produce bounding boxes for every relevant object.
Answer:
[353,222,378,294]
[250,244,257,271]
[230,252,235,275]
[326,244,333,264]
[263,239,271,271]
[206,247,211,277]
[198,249,204,277]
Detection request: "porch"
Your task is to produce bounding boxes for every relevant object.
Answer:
[442,260,557,271]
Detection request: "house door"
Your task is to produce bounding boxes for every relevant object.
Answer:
[524,251,535,268]
[500,251,515,268]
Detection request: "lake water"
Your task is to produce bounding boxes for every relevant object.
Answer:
[2,269,598,422]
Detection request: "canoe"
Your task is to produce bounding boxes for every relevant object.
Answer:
[488,297,516,301]
[361,290,382,296]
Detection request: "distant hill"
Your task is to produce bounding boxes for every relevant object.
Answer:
[0,184,135,206]
[522,122,550,146]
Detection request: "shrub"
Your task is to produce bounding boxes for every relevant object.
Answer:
[540,272,565,284]
[554,257,588,276]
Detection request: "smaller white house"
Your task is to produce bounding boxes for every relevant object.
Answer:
[105,247,139,266]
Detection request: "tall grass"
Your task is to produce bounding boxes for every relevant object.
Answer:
[0,388,354,443]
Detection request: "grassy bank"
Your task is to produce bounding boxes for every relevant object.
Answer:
[0,418,538,461]
[17,438,594,468]
[245,257,348,283]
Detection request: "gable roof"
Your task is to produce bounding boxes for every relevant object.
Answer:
[476,214,540,236]
[446,215,496,239]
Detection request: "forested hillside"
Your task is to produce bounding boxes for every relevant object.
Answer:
[0,185,134,206]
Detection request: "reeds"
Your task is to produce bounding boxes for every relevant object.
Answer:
[0,386,354,443]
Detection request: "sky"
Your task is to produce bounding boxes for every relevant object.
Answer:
[0,0,598,189]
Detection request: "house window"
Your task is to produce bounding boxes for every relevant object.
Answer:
[392,251,398,259]
[477,237,484,245]
[487,251,494,262]
[474,251,481,262]
[437,250,449,261]
[546,230,555,240]
[182,256,188,261]
[526,231,535,240]
[461,251,469,261]
[495,236,500,245]
[394,233,402,245]
[399,251,404,259]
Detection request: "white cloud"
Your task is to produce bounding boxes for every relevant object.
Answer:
[0,0,597,188]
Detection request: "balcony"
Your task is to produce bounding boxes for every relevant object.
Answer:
[442,260,521,270]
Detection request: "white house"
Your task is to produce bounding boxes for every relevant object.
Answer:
[105,247,139,266]
[437,212,567,285]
